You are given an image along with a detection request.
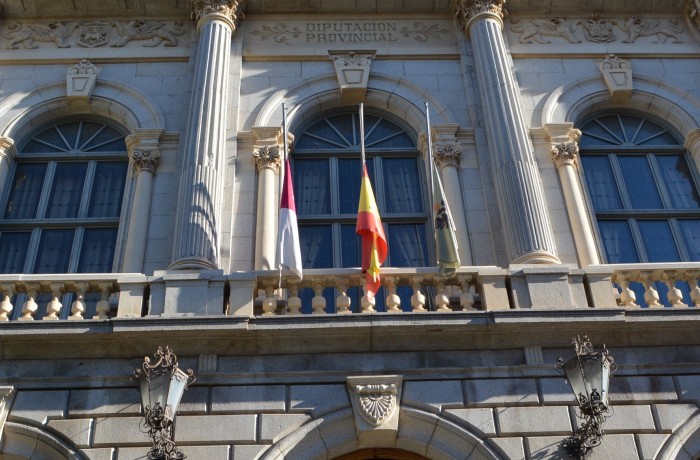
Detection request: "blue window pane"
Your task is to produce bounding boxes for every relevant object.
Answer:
[294,159,330,215]
[340,224,360,268]
[338,158,374,215]
[299,225,333,268]
[46,162,88,218]
[382,158,423,213]
[638,220,680,262]
[679,220,700,261]
[618,156,663,209]
[33,229,74,273]
[581,156,622,210]
[88,162,128,217]
[387,224,429,267]
[657,155,700,209]
[599,220,639,263]
[78,228,117,273]
[4,163,47,219]
[0,231,30,273]
[365,116,414,149]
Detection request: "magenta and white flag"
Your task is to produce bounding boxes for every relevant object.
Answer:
[277,157,303,279]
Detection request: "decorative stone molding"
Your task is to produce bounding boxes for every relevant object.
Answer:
[125,129,164,174]
[0,137,17,161]
[111,20,186,47]
[0,386,15,440]
[347,375,402,448]
[330,51,375,104]
[434,143,463,169]
[130,148,161,174]
[4,22,79,49]
[551,135,581,169]
[453,0,507,32]
[191,0,246,31]
[600,54,633,103]
[509,15,684,45]
[66,59,98,101]
[253,145,281,173]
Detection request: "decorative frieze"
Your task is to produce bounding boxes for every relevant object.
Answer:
[509,15,685,44]
[253,145,281,173]
[600,54,633,103]
[453,0,507,32]
[191,0,246,30]
[434,143,463,169]
[3,20,189,49]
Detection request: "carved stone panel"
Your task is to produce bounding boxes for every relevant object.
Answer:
[600,54,633,103]
[347,375,402,448]
[330,51,374,104]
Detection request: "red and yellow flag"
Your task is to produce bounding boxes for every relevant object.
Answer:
[356,163,387,299]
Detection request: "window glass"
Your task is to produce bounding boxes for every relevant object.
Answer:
[88,162,128,218]
[33,229,74,274]
[299,225,333,269]
[656,155,700,209]
[581,156,622,210]
[618,156,662,209]
[638,220,679,262]
[46,162,88,219]
[383,158,423,213]
[679,220,700,260]
[0,232,31,273]
[598,220,638,264]
[79,228,118,273]
[294,159,331,215]
[338,158,373,214]
[3,163,47,219]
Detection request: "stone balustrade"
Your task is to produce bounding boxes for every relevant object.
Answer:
[0,263,698,322]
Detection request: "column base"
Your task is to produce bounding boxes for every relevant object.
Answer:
[511,251,561,265]
[168,257,218,271]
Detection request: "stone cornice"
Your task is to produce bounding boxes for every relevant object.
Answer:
[453,0,507,32]
[192,0,246,32]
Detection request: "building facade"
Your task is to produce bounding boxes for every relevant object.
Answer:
[0,0,699,459]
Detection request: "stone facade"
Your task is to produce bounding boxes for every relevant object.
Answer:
[0,0,699,459]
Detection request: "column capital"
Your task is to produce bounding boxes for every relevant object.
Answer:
[435,143,463,169]
[0,137,17,161]
[551,139,580,168]
[131,148,161,174]
[126,129,164,174]
[192,0,246,32]
[253,145,281,173]
[546,124,581,169]
[453,0,507,32]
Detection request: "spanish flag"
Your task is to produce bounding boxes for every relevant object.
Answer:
[356,163,387,299]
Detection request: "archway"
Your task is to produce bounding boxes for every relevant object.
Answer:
[0,421,86,459]
[333,448,430,460]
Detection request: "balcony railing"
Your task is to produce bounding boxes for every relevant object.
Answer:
[0,264,698,322]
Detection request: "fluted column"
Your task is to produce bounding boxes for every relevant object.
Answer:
[252,127,282,270]
[0,137,16,189]
[430,125,473,265]
[170,0,245,270]
[453,0,560,264]
[123,130,163,273]
[548,124,600,267]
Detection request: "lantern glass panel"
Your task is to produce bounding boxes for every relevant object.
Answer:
[144,371,170,411]
[165,368,190,421]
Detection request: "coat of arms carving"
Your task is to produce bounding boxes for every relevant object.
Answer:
[78,22,110,47]
[583,14,615,43]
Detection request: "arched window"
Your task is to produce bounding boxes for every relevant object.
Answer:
[579,113,700,263]
[0,119,128,275]
[293,111,430,311]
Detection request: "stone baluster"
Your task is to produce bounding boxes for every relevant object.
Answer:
[664,273,688,308]
[686,272,700,307]
[641,275,662,308]
[18,285,39,321]
[123,130,163,273]
[312,282,326,315]
[384,277,401,313]
[287,282,302,315]
[170,0,246,270]
[614,273,639,308]
[262,284,276,316]
[0,284,14,321]
[360,279,377,313]
[453,0,559,265]
[336,278,352,314]
[68,282,88,320]
[459,275,476,311]
[44,283,64,320]
[548,124,601,267]
[252,128,282,270]
[95,282,112,320]
[411,277,427,312]
[435,281,451,312]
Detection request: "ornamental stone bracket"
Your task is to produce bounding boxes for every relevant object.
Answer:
[66,59,98,111]
[347,375,402,448]
[0,386,15,443]
[330,51,375,104]
[600,54,632,103]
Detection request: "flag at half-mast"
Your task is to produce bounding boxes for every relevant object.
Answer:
[277,103,303,279]
[426,102,460,276]
[356,104,387,298]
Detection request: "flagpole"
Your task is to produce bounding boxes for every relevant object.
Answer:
[359,103,366,166]
[425,102,436,226]
[278,103,288,290]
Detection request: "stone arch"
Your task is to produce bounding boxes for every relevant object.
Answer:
[258,407,506,460]
[538,74,700,137]
[656,411,700,460]
[252,73,457,137]
[0,79,166,141]
[0,421,87,460]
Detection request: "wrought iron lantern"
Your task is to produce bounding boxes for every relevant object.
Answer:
[556,336,617,459]
[133,346,195,460]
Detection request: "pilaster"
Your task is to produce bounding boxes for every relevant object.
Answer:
[453,0,560,265]
[170,0,246,270]
[253,127,283,270]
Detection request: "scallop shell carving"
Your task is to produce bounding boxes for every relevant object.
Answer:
[355,383,397,426]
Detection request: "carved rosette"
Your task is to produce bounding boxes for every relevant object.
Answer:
[434,143,463,169]
[354,383,397,427]
[253,145,281,173]
[191,0,246,30]
[453,0,507,31]
[131,148,161,173]
[551,140,579,168]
